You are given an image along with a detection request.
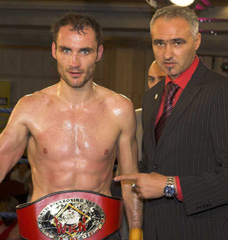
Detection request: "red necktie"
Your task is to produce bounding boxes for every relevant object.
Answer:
[155,82,179,144]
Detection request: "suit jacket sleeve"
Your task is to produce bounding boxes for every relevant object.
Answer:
[180,78,228,215]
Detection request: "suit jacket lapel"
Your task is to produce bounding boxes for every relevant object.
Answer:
[157,61,207,147]
[146,80,165,144]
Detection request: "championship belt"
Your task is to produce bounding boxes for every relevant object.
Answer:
[16,190,123,240]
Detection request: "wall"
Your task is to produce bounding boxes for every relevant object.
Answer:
[0,1,227,109]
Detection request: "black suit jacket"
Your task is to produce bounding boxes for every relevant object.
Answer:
[140,60,228,240]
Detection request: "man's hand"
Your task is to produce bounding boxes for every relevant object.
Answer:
[114,172,167,199]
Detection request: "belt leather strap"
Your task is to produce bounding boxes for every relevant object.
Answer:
[16,190,123,240]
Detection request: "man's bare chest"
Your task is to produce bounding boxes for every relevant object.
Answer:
[27,109,119,160]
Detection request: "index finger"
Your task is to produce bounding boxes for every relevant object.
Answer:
[114,173,139,182]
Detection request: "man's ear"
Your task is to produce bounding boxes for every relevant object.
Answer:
[96,45,104,62]
[52,42,57,59]
[194,33,201,51]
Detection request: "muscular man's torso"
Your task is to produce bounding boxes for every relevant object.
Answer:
[20,84,123,201]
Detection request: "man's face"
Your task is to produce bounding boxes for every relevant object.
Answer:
[52,25,103,88]
[151,17,201,80]
[148,63,166,88]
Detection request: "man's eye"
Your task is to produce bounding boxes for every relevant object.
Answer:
[155,42,164,46]
[159,76,166,81]
[63,49,71,53]
[175,42,183,46]
[81,50,89,55]
[148,77,155,82]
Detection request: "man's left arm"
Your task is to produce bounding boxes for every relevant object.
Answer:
[116,98,143,240]
[179,81,228,215]
[115,75,228,216]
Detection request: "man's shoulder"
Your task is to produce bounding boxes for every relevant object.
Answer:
[20,86,55,106]
[95,86,135,125]
[198,60,228,83]
[97,85,134,110]
[14,87,55,115]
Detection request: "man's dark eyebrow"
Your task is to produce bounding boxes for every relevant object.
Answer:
[153,39,164,44]
[153,38,187,44]
[79,47,93,52]
[172,38,186,43]
[59,45,71,51]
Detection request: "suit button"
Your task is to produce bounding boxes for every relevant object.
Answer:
[153,164,159,169]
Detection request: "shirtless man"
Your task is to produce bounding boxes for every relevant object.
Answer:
[0,12,142,240]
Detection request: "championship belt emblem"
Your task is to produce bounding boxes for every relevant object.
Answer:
[37,198,105,239]
[16,190,123,240]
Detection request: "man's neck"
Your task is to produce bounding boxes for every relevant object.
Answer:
[56,80,97,108]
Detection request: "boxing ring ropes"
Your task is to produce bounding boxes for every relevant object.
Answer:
[0,108,13,113]
[0,107,27,219]
[0,157,29,220]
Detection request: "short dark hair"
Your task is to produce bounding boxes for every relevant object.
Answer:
[150,5,199,38]
[51,12,103,47]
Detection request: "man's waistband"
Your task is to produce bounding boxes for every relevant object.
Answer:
[16,190,123,240]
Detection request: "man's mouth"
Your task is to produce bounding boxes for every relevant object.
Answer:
[68,70,83,77]
[164,62,175,68]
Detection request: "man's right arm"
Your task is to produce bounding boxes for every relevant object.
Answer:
[115,96,143,239]
[0,97,29,182]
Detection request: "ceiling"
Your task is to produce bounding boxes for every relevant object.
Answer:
[4,0,228,10]
[4,0,228,4]
[0,0,227,56]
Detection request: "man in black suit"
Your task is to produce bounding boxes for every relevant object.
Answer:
[115,5,228,240]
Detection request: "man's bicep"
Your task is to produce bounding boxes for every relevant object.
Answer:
[2,96,31,152]
[116,105,138,175]
[0,115,29,178]
[2,115,28,152]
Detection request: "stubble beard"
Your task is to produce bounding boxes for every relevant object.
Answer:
[58,64,96,89]
[167,67,180,80]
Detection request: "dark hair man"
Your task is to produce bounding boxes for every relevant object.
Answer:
[0,12,143,240]
[115,5,228,240]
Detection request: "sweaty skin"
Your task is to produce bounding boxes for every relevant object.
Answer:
[7,84,134,201]
[0,25,142,230]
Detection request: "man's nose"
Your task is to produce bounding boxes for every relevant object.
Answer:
[163,44,174,60]
[70,53,80,67]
